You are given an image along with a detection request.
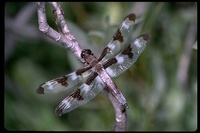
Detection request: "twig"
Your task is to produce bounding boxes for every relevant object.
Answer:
[37,2,84,63]
[177,23,197,89]
[104,87,127,131]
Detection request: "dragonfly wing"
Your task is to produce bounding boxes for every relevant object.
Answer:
[100,13,136,62]
[36,70,92,94]
[106,34,150,78]
[55,76,105,116]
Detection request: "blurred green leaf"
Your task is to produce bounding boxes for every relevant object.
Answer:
[5,2,197,131]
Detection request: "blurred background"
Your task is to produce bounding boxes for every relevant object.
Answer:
[5,2,197,131]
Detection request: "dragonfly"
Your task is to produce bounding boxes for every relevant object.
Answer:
[36,13,150,116]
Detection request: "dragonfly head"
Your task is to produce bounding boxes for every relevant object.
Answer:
[81,49,96,65]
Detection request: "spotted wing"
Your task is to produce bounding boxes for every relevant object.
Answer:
[100,13,136,62]
[36,70,92,94]
[55,76,105,116]
[105,34,151,78]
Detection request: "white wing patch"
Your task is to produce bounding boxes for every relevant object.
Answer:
[116,56,124,64]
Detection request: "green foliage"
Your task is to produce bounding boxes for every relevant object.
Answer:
[5,2,197,131]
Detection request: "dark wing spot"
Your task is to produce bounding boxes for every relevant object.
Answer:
[36,86,44,94]
[55,76,68,87]
[124,13,136,22]
[98,47,110,61]
[103,58,117,69]
[69,88,84,101]
[76,65,92,75]
[113,29,123,43]
[137,33,151,41]
[85,72,98,85]
[143,33,151,41]
[122,44,134,59]
[55,108,63,116]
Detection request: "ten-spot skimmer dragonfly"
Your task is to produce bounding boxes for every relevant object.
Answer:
[36,13,150,116]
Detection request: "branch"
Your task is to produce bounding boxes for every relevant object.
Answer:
[104,87,127,131]
[37,2,84,63]
[177,22,197,89]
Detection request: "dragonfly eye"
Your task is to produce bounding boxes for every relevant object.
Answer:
[81,49,93,59]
